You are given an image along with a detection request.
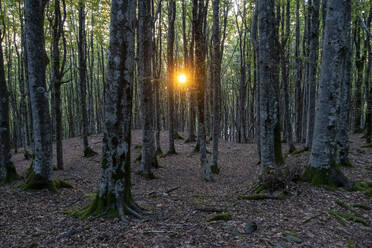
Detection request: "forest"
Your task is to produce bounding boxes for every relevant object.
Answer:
[0,0,371,247]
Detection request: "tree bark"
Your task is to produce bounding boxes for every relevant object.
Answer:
[305,0,351,188]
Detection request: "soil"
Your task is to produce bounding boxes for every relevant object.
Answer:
[0,131,371,248]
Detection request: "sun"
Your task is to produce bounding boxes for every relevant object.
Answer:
[177,74,187,84]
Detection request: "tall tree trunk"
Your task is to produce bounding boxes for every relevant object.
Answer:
[211,0,221,173]
[304,0,351,188]
[0,4,19,183]
[78,0,95,157]
[22,0,54,190]
[195,0,211,181]
[364,8,372,143]
[353,18,364,133]
[79,0,142,220]
[139,0,157,177]
[305,0,320,149]
[166,0,176,155]
[295,0,302,143]
[258,0,283,176]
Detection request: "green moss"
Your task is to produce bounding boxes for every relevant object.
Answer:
[330,210,370,227]
[356,149,366,154]
[346,239,355,248]
[134,145,142,150]
[336,159,354,168]
[277,193,286,200]
[301,167,350,189]
[28,243,39,248]
[19,169,72,192]
[284,230,298,238]
[335,200,361,217]
[83,147,98,158]
[73,194,119,219]
[239,194,268,200]
[352,204,371,211]
[62,206,81,214]
[328,210,347,226]
[85,193,97,198]
[361,143,372,148]
[210,165,220,174]
[0,162,20,185]
[350,181,372,197]
[207,212,231,222]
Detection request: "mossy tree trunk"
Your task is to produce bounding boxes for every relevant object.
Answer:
[80,0,141,220]
[23,0,54,190]
[257,0,283,178]
[0,9,19,184]
[305,0,351,188]
[364,8,372,143]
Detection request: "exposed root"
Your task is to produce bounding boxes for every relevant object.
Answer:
[210,164,220,175]
[288,147,309,156]
[72,194,142,220]
[174,132,184,140]
[19,169,72,192]
[301,166,352,189]
[136,170,156,180]
[83,147,98,158]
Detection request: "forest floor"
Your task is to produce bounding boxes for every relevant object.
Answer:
[0,131,371,248]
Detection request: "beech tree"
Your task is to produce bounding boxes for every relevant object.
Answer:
[303,0,352,187]
[76,0,142,220]
[257,0,283,179]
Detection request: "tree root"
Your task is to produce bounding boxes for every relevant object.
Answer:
[136,170,156,180]
[210,164,220,174]
[174,132,184,140]
[72,194,143,220]
[83,147,98,158]
[207,212,231,222]
[19,169,72,192]
[301,167,352,189]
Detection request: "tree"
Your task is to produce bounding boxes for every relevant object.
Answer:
[76,0,142,220]
[78,0,96,157]
[294,0,302,143]
[22,0,54,190]
[303,0,352,188]
[0,1,19,184]
[166,0,176,155]
[211,0,221,173]
[50,0,67,170]
[257,0,283,179]
[139,0,157,178]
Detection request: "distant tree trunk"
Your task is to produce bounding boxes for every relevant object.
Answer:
[304,0,351,188]
[353,18,364,133]
[365,8,372,143]
[23,0,54,190]
[281,0,295,153]
[194,0,212,181]
[51,0,67,170]
[211,0,221,173]
[166,0,176,155]
[0,6,19,183]
[294,0,302,143]
[258,0,283,176]
[80,0,142,220]
[139,0,157,177]
[305,0,320,149]
[78,0,95,157]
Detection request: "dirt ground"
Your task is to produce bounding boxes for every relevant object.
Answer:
[0,131,371,248]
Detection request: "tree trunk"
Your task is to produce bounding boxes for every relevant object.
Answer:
[139,0,157,177]
[353,19,364,133]
[23,0,54,190]
[365,8,372,143]
[295,0,302,143]
[166,0,176,155]
[258,0,283,176]
[304,0,351,188]
[78,0,95,157]
[0,7,19,183]
[78,0,142,220]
